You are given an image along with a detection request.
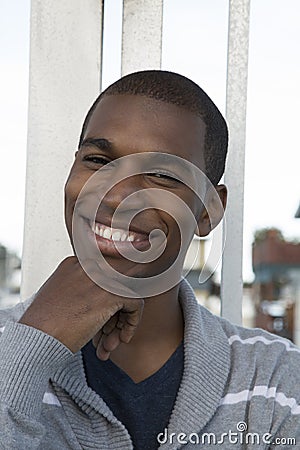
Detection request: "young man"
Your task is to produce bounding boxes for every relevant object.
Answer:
[0,71,299,449]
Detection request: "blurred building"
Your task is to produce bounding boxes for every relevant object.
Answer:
[252,228,300,345]
[0,245,6,296]
[184,238,255,327]
[0,243,21,309]
[184,238,216,302]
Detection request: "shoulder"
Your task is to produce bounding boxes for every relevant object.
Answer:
[180,278,300,373]
[184,282,300,390]
[193,305,300,425]
[180,280,300,428]
[217,312,300,368]
[209,310,300,413]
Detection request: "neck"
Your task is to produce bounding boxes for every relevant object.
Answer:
[109,283,184,382]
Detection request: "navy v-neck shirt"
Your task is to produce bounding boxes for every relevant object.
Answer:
[82,340,184,450]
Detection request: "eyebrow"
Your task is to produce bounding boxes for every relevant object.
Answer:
[81,137,112,151]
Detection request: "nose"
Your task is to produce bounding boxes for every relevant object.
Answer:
[102,173,146,213]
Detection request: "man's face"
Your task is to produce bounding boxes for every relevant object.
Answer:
[65,94,208,283]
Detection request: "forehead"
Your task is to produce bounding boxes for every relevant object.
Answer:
[83,94,206,168]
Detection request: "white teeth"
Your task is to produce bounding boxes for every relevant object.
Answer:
[91,222,136,242]
[112,231,121,241]
[103,228,111,239]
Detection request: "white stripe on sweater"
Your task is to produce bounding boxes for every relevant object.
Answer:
[0,326,5,333]
[220,385,300,414]
[43,392,61,407]
[228,334,300,353]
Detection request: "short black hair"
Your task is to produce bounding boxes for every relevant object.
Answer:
[79,70,228,185]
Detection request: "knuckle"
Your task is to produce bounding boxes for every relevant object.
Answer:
[60,256,78,267]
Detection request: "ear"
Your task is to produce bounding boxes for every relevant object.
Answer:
[195,184,227,237]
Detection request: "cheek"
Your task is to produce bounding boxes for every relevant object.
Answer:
[65,171,91,204]
[64,171,91,230]
[166,192,200,234]
[65,178,79,205]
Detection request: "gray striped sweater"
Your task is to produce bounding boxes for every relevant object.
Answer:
[0,279,299,449]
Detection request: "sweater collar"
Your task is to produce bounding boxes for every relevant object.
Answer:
[160,278,230,449]
[52,278,230,443]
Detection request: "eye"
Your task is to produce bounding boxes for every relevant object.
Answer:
[82,155,110,166]
[147,171,182,183]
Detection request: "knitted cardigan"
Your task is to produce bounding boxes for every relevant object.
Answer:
[0,279,299,449]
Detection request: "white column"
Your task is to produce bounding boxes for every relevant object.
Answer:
[221,0,251,324]
[121,0,163,75]
[21,0,103,300]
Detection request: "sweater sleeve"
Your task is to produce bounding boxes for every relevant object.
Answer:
[0,320,74,450]
[268,348,300,449]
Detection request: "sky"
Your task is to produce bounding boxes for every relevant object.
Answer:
[0,0,299,282]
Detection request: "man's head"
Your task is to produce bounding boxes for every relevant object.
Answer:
[65,70,228,292]
[79,70,228,186]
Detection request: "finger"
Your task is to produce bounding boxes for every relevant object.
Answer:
[119,306,143,344]
[93,314,119,349]
[102,314,118,336]
[92,329,102,348]
[101,328,121,353]
[120,322,139,344]
[96,329,121,361]
[95,298,143,354]
[96,342,110,361]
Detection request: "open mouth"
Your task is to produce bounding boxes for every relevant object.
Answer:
[87,219,151,257]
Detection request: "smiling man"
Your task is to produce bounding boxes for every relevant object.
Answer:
[0,71,299,449]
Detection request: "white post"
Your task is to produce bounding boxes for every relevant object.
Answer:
[121,0,163,75]
[21,0,103,300]
[221,0,251,324]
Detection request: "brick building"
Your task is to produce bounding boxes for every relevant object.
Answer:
[252,228,300,344]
